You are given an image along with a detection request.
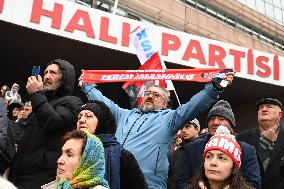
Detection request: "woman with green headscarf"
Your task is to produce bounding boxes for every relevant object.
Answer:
[41,130,109,189]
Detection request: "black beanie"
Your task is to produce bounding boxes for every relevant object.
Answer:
[207,100,236,128]
[78,100,116,134]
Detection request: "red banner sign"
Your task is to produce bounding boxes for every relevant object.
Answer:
[82,68,226,83]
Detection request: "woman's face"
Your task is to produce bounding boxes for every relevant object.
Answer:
[56,138,83,180]
[204,150,233,184]
[12,107,20,117]
[76,110,98,134]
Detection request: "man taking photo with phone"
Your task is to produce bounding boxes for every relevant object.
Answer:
[8,59,82,189]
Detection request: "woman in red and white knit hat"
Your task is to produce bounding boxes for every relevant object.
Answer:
[188,126,255,189]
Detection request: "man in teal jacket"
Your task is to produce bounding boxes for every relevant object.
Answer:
[80,72,234,189]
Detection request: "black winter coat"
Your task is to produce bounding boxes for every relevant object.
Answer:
[8,60,82,189]
[0,98,15,175]
[168,140,190,189]
[120,149,148,189]
[237,127,284,189]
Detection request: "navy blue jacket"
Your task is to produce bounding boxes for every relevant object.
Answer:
[176,134,261,189]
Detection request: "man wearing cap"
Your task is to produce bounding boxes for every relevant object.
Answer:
[237,98,284,189]
[13,101,33,148]
[7,102,24,121]
[176,100,261,189]
[181,119,200,142]
[168,119,200,189]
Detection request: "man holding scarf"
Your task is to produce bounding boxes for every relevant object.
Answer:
[79,71,235,189]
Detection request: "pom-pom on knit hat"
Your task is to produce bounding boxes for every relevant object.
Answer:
[203,125,242,168]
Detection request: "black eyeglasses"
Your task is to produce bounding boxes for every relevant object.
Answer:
[144,91,162,98]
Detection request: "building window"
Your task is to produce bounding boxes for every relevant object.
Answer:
[182,0,284,51]
[274,6,283,22]
[216,12,226,22]
[114,7,127,17]
[76,0,91,7]
[185,0,196,7]
[227,16,236,27]
[97,2,111,12]
[247,0,256,9]
[196,2,206,12]
[256,0,266,15]
[127,12,141,21]
[206,7,217,18]
[273,0,282,8]
[265,2,275,19]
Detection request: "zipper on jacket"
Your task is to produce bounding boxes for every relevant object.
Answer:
[154,146,161,175]
[121,115,141,146]
[136,117,148,132]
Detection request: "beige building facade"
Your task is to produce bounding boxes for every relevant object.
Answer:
[116,0,284,55]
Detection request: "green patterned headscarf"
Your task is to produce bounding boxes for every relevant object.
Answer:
[57,131,109,189]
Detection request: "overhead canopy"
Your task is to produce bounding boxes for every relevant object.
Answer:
[1,20,283,108]
[1,0,284,129]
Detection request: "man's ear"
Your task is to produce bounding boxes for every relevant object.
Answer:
[166,90,170,98]
[163,100,168,108]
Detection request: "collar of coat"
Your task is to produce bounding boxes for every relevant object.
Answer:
[198,181,229,189]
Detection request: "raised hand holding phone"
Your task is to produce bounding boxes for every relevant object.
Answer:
[32,65,41,79]
[27,66,43,94]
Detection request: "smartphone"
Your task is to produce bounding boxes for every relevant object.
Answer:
[32,65,41,79]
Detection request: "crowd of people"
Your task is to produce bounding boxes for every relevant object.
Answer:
[0,58,283,189]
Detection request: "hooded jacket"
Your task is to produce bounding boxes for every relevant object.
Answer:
[9,59,82,189]
[82,83,221,189]
[5,83,21,105]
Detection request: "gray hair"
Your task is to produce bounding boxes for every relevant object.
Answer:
[145,82,171,108]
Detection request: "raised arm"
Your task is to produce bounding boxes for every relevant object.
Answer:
[81,83,129,124]
[26,75,82,132]
[169,83,221,135]
[168,71,235,135]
